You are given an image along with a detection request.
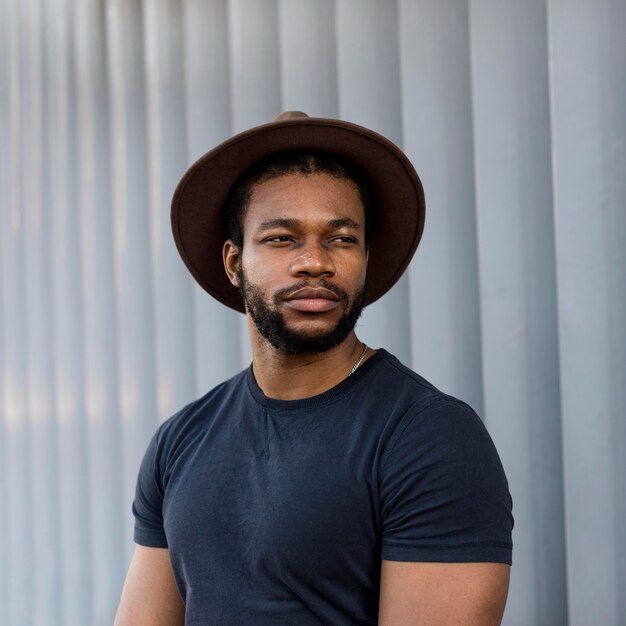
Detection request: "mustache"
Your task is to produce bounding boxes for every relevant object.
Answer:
[273,279,349,303]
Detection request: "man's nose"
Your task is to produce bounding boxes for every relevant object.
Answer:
[289,242,335,277]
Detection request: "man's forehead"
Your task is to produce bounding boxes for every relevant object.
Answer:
[243,174,366,227]
[249,170,360,193]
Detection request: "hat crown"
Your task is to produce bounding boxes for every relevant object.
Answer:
[273,111,309,122]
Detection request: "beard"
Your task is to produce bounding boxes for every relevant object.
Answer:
[237,266,366,354]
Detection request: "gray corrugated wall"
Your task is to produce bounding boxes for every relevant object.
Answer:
[0,0,624,624]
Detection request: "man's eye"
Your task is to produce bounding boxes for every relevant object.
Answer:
[265,235,293,243]
[332,236,357,244]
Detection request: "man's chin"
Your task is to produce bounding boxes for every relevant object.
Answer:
[281,312,342,332]
[269,324,348,353]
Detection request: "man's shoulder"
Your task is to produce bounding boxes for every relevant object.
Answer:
[374,349,440,392]
[155,367,250,441]
[371,349,479,421]
[370,349,445,403]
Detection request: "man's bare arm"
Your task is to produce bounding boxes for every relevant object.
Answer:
[114,545,185,626]
[378,561,510,625]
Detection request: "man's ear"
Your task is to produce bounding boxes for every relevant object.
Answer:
[223,239,241,287]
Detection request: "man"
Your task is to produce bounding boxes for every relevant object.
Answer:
[115,112,513,625]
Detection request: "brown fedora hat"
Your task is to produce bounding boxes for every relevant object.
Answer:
[171,112,425,313]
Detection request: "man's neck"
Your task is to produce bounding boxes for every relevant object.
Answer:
[249,329,371,401]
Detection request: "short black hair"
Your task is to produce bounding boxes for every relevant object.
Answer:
[224,150,374,248]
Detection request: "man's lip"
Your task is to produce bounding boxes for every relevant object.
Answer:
[283,298,341,313]
[283,287,340,301]
[282,287,341,313]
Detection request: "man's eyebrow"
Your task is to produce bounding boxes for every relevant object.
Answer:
[327,218,362,230]
[256,217,363,231]
[257,218,300,231]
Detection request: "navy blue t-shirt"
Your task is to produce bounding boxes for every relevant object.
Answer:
[133,349,513,625]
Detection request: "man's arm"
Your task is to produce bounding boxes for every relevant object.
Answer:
[114,545,185,626]
[378,561,510,625]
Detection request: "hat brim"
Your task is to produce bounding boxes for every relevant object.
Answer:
[171,117,425,313]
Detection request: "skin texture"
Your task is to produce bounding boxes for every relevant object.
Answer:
[115,172,510,624]
[378,561,510,625]
[114,545,184,626]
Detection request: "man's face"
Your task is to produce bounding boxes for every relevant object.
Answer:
[225,172,369,354]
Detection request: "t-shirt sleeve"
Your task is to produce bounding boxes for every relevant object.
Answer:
[379,398,513,565]
[132,426,169,548]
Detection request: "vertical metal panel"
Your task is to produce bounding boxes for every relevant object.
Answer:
[335,0,411,365]
[469,2,567,624]
[229,0,281,131]
[23,0,63,623]
[398,0,483,410]
[144,0,196,420]
[106,0,158,561]
[2,2,35,624]
[183,0,232,159]
[0,329,6,625]
[0,0,8,615]
[335,0,402,144]
[0,275,6,622]
[47,1,93,623]
[278,0,339,117]
[548,0,626,623]
[73,0,126,623]
[183,0,242,393]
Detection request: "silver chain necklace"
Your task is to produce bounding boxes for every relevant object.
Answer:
[348,343,368,376]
